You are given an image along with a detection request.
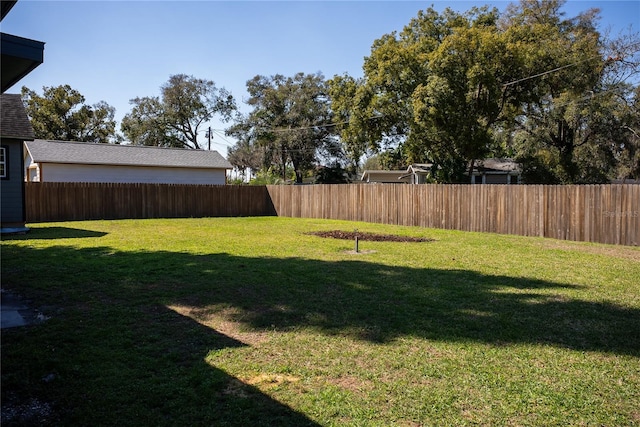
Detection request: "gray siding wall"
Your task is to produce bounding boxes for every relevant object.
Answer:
[31,163,227,185]
[0,139,26,225]
[485,174,509,184]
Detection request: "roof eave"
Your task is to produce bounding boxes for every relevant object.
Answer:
[1,33,45,93]
[2,134,34,141]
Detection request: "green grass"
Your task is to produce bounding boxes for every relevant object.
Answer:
[2,217,639,426]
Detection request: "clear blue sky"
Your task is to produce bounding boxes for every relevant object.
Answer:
[2,0,638,152]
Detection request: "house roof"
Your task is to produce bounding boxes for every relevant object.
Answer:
[0,93,35,140]
[1,1,17,21]
[25,139,233,170]
[361,169,406,178]
[475,158,520,173]
[407,163,434,174]
[361,169,411,182]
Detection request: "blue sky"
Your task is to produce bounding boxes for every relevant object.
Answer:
[2,0,639,152]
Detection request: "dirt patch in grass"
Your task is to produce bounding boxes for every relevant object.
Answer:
[328,375,374,394]
[307,230,434,243]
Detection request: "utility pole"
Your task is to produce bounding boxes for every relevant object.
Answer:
[205,127,212,150]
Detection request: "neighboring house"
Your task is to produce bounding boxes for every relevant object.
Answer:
[1,0,45,233]
[361,169,411,184]
[361,164,433,184]
[404,164,434,184]
[24,139,233,185]
[1,94,36,231]
[470,158,521,184]
[362,159,521,184]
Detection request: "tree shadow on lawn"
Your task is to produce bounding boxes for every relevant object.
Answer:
[1,243,639,424]
[2,302,319,426]
[1,246,320,425]
[2,227,108,240]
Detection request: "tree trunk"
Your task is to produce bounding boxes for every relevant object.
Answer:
[468,159,476,181]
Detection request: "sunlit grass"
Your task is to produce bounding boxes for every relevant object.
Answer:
[2,217,639,426]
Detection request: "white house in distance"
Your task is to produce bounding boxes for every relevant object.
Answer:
[360,169,412,184]
[361,160,521,184]
[24,139,232,185]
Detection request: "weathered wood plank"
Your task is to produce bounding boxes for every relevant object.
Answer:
[24,183,639,246]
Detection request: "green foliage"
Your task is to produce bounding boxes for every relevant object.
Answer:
[616,87,640,180]
[227,137,264,180]
[377,147,405,170]
[226,177,247,185]
[315,162,349,184]
[330,0,639,183]
[506,1,613,183]
[228,73,338,184]
[121,74,236,149]
[326,74,374,175]
[517,150,562,184]
[249,168,285,185]
[355,5,526,180]
[121,95,181,148]
[362,154,382,171]
[21,85,117,143]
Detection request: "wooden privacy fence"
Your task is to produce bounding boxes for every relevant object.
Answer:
[25,182,639,245]
[25,182,275,222]
[267,184,639,246]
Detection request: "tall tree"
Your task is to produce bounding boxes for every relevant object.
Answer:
[226,135,264,180]
[121,74,236,149]
[616,85,640,181]
[327,74,375,177]
[335,6,535,182]
[21,85,117,143]
[227,72,337,183]
[332,0,638,183]
[507,1,603,183]
[507,0,640,183]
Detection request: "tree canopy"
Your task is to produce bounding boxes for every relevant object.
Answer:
[21,85,117,143]
[329,0,639,183]
[503,0,638,183]
[121,74,236,149]
[227,72,339,183]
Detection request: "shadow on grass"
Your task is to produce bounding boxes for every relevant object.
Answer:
[1,292,318,426]
[2,243,639,424]
[2,227,108,240]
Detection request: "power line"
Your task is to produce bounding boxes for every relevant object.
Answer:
[215,42,640,141]
[503,55,602,87]
[211,129,235,147]
[263,119,350,133]
[218,115,384,136]
[205,119,377,144]
[503,41,640,88]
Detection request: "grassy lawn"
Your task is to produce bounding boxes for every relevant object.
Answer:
[2,217,639,426]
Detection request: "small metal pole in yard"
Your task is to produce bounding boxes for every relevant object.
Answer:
[354,229,359,253]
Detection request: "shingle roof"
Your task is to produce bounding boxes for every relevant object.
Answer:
[25,139,232,169]
[0,93,35,140]
[476,158,520,172]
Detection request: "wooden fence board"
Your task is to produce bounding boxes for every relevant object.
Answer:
[25,182,275,222]
[264,184,638,246]
[24,182,639,246]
